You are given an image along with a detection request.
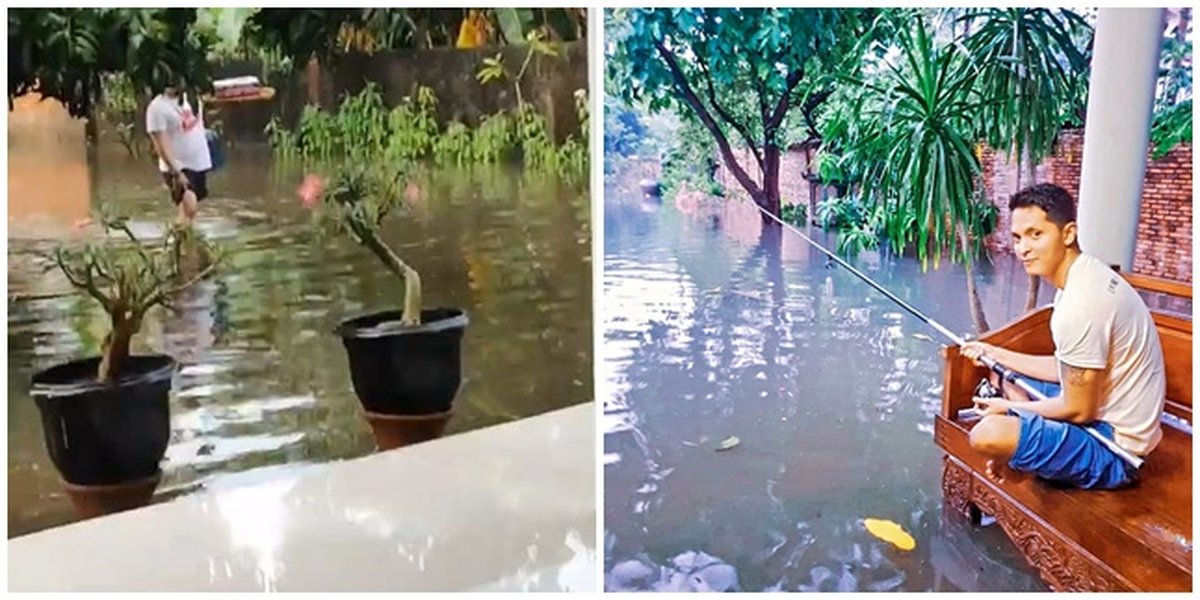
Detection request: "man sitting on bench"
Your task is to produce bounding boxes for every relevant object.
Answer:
[960,183,1166,490]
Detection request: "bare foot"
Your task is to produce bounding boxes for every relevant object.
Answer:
[985,459,1005,483]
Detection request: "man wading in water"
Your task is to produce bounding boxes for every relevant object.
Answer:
[146,80,212,226]
[960,183,1166,489]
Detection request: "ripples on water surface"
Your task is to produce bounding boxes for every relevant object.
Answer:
[602,171,1057,592]
[9,148,592,537]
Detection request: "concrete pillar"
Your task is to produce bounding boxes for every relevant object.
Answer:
[1076,8,1164,271]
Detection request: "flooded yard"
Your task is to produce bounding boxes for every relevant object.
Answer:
[8,147,592,538]
[602,173,1053,591]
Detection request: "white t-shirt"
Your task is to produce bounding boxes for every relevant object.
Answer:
[1051,252,1166,455]
[145,94,212,173]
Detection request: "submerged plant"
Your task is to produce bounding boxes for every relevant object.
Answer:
[303,163,424,326]
[54,212,219,383]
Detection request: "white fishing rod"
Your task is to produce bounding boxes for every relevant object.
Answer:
[749,201,1146,470]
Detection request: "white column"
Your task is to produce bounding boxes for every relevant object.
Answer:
[1076,8,1165,271]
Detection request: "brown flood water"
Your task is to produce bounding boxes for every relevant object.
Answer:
[8,139,592,538]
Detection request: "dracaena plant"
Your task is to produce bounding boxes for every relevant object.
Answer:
[54,211,219,383]
[304,161,424,326]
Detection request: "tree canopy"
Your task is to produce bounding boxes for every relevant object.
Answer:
[8,8,215,117]
[607,8,876,216]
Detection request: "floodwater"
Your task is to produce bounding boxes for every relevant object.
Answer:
[602,171,1059,592]
[8,146,592,538]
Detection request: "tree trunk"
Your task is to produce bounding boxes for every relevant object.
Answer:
[98,314,138,383]
[361,231,423,326]
[1018,139,1042,311]
[763,142,782,217]
[959,226,991,333]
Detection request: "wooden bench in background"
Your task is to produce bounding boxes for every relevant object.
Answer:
[934,274,1192,591]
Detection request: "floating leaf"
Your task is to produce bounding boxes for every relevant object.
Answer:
[863,518,915,551]
[715,436,740,451]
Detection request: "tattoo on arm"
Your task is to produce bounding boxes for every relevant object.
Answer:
[1064,364,1090,386]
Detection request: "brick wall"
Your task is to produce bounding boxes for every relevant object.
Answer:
[981,130,1192,283]
[712,145,842,221]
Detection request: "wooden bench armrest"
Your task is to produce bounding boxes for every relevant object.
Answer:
[1123,273,1192,299]
[940,307,1055,420]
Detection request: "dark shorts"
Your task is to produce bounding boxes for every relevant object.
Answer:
[162,169,209,204]
[1007,377,1137,489]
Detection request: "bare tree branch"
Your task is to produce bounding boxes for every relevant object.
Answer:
[653,38,764,202]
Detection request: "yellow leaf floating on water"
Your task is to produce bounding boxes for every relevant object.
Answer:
[863,518,916,551]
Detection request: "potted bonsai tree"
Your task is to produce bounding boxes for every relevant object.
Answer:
[300,163,469,450]
[33,212,217,519]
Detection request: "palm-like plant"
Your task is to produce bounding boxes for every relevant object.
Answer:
[831,13,994,332]
[959,8,1092,310]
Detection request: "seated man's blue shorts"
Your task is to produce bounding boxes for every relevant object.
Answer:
[1006,376,1136,490]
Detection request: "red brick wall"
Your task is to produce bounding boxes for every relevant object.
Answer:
[981,130,1192,283]
[713,145,844,222]
[712,148,811,207]
[1134,144,1192,281]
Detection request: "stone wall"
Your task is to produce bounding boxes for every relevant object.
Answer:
[980,130,1192,283]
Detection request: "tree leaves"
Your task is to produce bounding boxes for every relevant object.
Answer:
[9,8,213,116]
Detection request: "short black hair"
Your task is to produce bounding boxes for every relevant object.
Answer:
[1008,183,1076,229]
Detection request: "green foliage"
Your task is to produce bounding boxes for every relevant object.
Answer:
[311,161,411,242]
[780,203,807,227]
[815,195,865,229]
[1156,13,1192,113]
[1150,98,1193,160]
[959,8,1092,166]
[824,12,987,267]
[659,115,718,197]
[244,8,583,63]
[432,122,474,165]
[384,86,441,162]
[269,83,424,162]
[1151,13,1192,159]
[607,8,875,209]
[309,161,424,325]
[9,8,216,117]
[96,72,142,157]
[475,29,559,109]
[493,8,587,44]
[603,95,647,170]
[836,220,882,256]
[554,89,590,182]
[473,111,516,163]
[266,83,587,181]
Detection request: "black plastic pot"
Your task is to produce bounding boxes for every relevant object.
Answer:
[30,356,175,486]
[337,308,469,416]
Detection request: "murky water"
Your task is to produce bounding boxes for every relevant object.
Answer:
[8,146,592,538]
[602,170,1056,591]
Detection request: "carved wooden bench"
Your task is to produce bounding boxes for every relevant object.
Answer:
[934,274,1192,591]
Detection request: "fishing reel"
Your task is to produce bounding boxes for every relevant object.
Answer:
[973,378,1002,401]
[956,378,1002,422]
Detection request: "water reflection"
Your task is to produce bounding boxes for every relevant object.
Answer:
[603,167,1050,591]
[8,147,591,538]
